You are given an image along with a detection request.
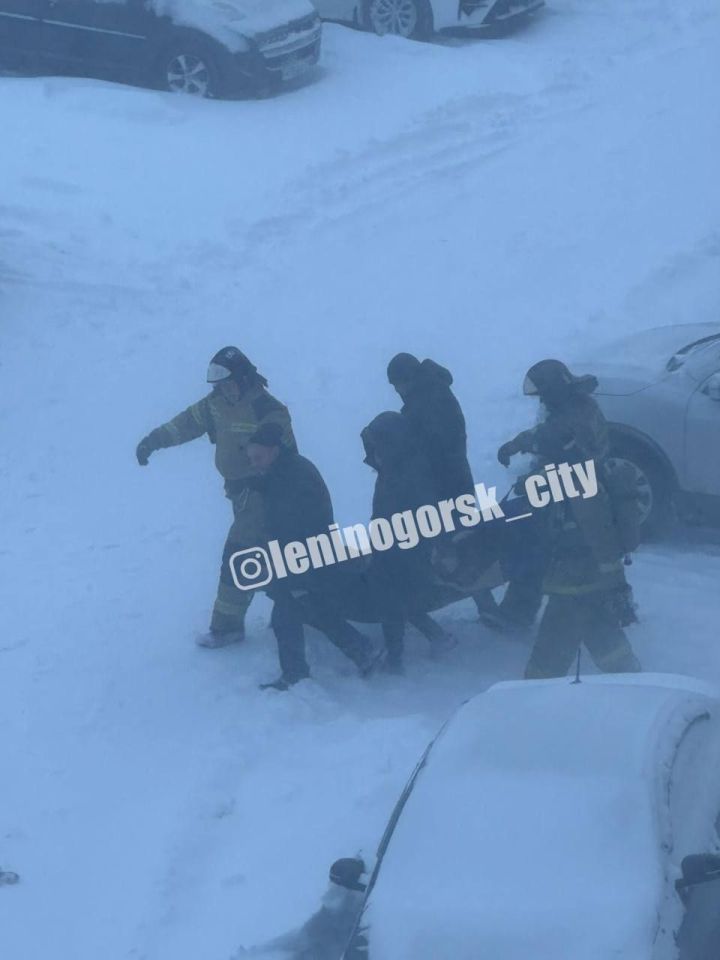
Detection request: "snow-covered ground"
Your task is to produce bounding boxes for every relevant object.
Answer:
[2,1,720,957]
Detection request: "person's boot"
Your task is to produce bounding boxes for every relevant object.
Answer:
[427,632,457,658]
[353,643,385,678]
[259,672,307,692]
[410,613,456,656]
[380,651,404,676]
[478,607,524,635]
[378,621,404,676]
[473,589,499,618]
[196,625,245,649]
[480,594,536,637]
[327,620,382,677]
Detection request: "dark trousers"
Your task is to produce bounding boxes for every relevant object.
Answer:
[270,589,369,682]
[498,578,545,628]
[495,488,550,629]
[525,591,640,679]
[382,613,447,667]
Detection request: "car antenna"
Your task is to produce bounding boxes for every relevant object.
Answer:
[571,649,582,684]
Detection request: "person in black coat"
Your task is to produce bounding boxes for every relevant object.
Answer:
[386,353,500,622]
[247,423,374,690]
[361,412,452,672]
[386,353,473,503]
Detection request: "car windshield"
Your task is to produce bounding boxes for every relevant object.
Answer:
[666,333,720,372]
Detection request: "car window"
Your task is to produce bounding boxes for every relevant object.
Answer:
[686,346,720,381]
[666,335,720,376]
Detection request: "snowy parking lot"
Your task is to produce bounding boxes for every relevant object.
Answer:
[2,1,720,957]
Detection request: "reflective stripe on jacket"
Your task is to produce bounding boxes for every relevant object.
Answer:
[149,385,296,489]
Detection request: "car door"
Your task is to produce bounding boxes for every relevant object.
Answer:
[38,0,100,64]
[39,0,152,70]
[0,0,44,55]
[81,0,154,72]
[683,368,720,498]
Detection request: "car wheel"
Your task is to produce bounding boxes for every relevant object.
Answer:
[158,39,222,97]
[365,0,433,39]
[606,445,674,539]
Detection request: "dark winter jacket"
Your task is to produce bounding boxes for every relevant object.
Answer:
[252,448,333,553]
[361,412,439,619]
[398,359,474,501]
[362,411,437,520]
[247,447,336,599]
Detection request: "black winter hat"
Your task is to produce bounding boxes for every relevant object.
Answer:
[248,421,284,448]
[387,352,421,385]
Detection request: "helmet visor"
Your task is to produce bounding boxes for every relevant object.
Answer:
[523,374,539,396]
[207,362,232,383]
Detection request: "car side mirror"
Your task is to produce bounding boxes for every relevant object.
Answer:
[329,857,367,892]
[675,853,720,902]
[702,372,720,401]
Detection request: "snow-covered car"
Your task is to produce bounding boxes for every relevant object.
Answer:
[330,674,720,960]
[313,0,543,40]
[583,323,720,535]
[0,0,322,97]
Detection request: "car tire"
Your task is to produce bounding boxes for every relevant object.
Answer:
[364,0,434,39]
[606,442,674,540]
[156,35,224,98]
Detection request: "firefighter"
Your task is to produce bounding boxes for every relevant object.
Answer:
[135,346,296,647]
[497,359,641,679]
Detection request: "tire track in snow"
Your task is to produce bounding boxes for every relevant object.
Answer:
[229,86,592,260]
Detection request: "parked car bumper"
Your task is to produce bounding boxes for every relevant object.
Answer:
[439,0,544,34]
[225,17,322,94]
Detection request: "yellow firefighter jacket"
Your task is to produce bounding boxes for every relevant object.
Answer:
[148,385,296,494]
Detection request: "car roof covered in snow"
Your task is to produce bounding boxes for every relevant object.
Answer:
[364,674,720,960]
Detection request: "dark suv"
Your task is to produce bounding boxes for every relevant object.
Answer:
[0,0,322,97]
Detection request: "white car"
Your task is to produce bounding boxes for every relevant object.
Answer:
[330,674,720,959]
[584,323,720,535]
[313,0,544,40]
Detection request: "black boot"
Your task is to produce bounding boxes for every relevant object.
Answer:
[259,672,307,692]
[381,652,404,676]
[319,617,379,676]
[409,612,456,655]
[379,621,404,675]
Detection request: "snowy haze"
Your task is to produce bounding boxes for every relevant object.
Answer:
[2,0,720,957]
